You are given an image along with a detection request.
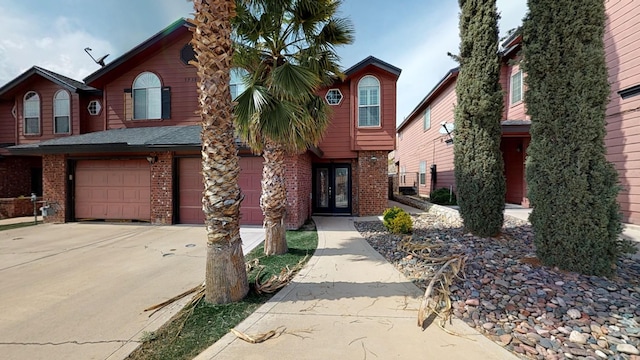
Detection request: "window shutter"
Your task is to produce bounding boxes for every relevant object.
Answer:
[124,88,132,121]
[161,87,171,119]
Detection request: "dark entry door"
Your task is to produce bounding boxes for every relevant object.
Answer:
[313,164,351,214]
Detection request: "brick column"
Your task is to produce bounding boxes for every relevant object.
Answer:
[284,152,312,229]
[357,150,389,216]
[150,151,173,224]
[42,154,67,223]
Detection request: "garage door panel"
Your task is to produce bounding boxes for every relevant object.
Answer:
[178,157,263,225]
[75,160,150,221]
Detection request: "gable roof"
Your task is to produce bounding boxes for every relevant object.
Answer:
[397,67,459,132]
[0,66,100,100]
[344,56,402,78]
[84,18,191,86]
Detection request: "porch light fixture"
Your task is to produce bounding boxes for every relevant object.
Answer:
[370,156,378,161]
[146,155,158,164]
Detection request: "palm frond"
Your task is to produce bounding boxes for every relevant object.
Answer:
[318,17,355,47]
[232,0,352,153]
[269,63,320,101]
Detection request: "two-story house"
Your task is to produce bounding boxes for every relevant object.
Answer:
[397,0,640,225]
[1,19,400,228]
[395,32,529,207]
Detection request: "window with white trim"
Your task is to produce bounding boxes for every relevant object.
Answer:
[419,161,427,186]
[230,68,248,100]
[423,107,431,131]
[358,75,380,127]
[400,165,406,185]
[23,91,40,135]
[325,89,343,105]
[133,72,162,119]
[87,100,102,115]
[510,70,523,104]
[54,90,70,134]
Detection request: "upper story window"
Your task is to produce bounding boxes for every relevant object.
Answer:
[133,72,162,119]
[23,91,40,135]
[423,107,431,131]
[510,70,523,105]
[54,90,70,134]
[358,75,380,127]
[87,100,102,115]
[325,89,343,105]
[230,68,248,100]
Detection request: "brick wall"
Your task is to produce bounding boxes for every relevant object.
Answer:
[43,154,67,223]
[0,156,41,198]
[284,152,312,229]
[357,150,389,216]
[150,152,173,224]
[0,197,41,219]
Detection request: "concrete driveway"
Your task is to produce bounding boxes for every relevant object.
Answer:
[0,222,264,360]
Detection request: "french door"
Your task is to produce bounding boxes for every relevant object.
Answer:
[313,164,351,214]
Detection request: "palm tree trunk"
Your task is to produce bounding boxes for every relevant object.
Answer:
[261,140,288,255]
[191,0,248,303]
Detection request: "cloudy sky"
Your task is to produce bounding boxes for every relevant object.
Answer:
[0,0,528,125]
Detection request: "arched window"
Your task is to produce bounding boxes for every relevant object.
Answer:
[133,72,162,119]
[54,90,70,134]
[230,68,248,100]
[358,76,380,127]
[23,91,40,134]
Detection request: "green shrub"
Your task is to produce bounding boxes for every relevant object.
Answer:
[382,206,413,234]
[383,206,403,226]
[429,187,457,205]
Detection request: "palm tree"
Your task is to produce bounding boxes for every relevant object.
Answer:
[232,0,354,255]
[190,0,249,303]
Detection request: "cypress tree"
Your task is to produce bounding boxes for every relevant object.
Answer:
[453,0,506,237]
[522,0,623,275]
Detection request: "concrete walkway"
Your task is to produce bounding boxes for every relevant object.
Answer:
[195,215,518,360]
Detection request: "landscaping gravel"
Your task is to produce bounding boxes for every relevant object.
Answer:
[355,213,640,360]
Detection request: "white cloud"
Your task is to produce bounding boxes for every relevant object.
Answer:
[0,6,114,86]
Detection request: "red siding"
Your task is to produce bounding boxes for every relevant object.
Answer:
[396,81,457,197]
[503,63,528,121]
[80,95,105,133]
[11,77,81,144]
[351,69,396,151]
[604,0,640,224]
[103,31,199,129]
[317,64,398,158]
[317,82,357,159]
[0,101,15,146]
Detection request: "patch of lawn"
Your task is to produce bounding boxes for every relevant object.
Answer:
[126,223,318,360]
[0,221,39,232]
